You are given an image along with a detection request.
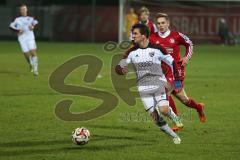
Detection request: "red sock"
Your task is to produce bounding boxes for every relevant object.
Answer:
[185,97,201,111]
[168,95,179,115]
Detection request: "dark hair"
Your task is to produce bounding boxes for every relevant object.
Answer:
[156,12,169,21]
[131,23,150,38]
[19,4,27,8]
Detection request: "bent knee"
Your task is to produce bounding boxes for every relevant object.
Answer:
[180,97,189,104]
[157,105,169,115]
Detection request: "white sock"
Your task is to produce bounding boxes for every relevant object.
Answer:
[31,56,38,72]
[167,107,177,120]
[160,124,178,138]
[29,57,34,68]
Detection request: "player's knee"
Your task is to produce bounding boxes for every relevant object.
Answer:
[156,100,169,115]
[180,96,189,104]
[158,105,169,115]
[29,50,36,56]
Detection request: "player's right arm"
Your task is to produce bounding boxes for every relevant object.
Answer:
[9,19,20,31]
[115,46,136,75]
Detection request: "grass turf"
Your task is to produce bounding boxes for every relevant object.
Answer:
[0,41,239,160]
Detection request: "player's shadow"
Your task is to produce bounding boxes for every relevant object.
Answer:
[1,92,58,96]
[87,124,151,133]
[65,142,154,151]
[0,70,28,76]
[92,134,157,143]
[0,139,70,148]
[0,137,156,157]
[0,142,154,157]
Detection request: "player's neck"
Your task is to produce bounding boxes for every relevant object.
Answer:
[158,29,171,38]
[139,39,149,49]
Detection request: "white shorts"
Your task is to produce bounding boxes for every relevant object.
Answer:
[138,85,168,113]
[19,39,37,53]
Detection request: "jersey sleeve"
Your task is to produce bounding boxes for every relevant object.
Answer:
[31,17,38,25]
[9,19,21,31]
[157,50,174,73]
[115,46,136,75]
[177,32,193,60]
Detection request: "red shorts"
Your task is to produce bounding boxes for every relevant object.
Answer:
[165,69,185,94]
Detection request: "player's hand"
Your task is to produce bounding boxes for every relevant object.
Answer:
[18,29,24,34]
[29,25,34,30]
[173,80,182,92]
[180,56,189,67]
[122,67,129,74]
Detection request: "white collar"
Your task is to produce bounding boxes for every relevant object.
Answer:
[158,30,171,38]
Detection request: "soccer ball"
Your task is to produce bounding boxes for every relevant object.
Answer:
[72,127,90,145]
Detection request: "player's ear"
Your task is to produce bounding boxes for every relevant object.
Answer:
[167,20,170,26]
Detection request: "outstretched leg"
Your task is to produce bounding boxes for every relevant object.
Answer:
[150,110,181,144]
[174,88,206,122]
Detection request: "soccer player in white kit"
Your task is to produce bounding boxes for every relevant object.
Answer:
[115,24,183,144]
[9,4,39,76]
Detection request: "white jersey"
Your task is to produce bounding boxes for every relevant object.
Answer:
[120,43,174,89]
[9,16,38,42]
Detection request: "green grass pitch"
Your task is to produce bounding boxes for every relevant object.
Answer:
[0,41,239,160]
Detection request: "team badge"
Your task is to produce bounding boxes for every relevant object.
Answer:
[149,52,155,57]
[169,38,175,44]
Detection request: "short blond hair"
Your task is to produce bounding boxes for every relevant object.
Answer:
[139,6,150,15]
[156,12,169,21]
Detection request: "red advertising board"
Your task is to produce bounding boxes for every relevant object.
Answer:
[53,6,118,42]
[52,5,240,43]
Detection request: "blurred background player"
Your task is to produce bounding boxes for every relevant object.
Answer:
[125,8,138,38]
[115,23,183,144]
[217,18,236,45]
[218,18,229,45]
[150,13,206,130]
[9,4,39,76]
[138,6,157,35]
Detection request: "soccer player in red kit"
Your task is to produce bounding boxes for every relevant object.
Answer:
[138,6,158,35]
[150,13,206,128]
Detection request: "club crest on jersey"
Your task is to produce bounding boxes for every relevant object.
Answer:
[169,38,175,44]
[149,52,155,57]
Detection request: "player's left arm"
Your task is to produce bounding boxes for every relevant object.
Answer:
[29,17,38,30]
[159,52,174,74]
[178,32,193,67]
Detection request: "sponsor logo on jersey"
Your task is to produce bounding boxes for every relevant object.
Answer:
[169,38,175,44]
[149,52,155,57]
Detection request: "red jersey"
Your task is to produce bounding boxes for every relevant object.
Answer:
[150,30,193,86]
[139,20,158,35]
[149,30,193,62]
